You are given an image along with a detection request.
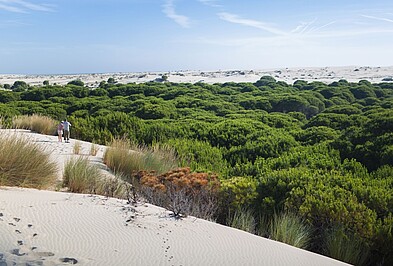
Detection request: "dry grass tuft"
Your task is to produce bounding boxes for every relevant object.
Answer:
[73,141,82,154]
[103,138,178,179]
[12,114,57,135]
[90,143,99,156]
[0,133,57,188]
[63,156,131,199]
[63,156,102,193]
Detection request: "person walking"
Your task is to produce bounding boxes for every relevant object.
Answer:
[57,121,64,142]
[63,119,72,143]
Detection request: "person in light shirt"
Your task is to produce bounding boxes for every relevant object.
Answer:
[62,119,72,143]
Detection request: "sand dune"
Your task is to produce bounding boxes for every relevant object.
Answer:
[0,130,350,265]
[1,66,392,88]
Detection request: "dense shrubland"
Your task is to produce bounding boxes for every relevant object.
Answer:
[1,77,393,265]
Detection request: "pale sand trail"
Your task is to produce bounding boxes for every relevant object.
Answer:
[1,66,392,88]
[0,130,351,265]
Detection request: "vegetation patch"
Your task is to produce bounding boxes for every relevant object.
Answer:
[0,133,57,188]
[140,167,220,220]
[12,114,57,135]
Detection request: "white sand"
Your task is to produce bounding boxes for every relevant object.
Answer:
[0,130,350,265]
[0,66,392,88]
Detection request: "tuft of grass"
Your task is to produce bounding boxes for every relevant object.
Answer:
[262,212,312,249]
[227,208,256,234]
[143,143,179,174]
[103,138,141,178]
[103,138,178,180]
[0,133,57,188]
[323,227,369,266]
[73,141,82,154]
[63,156,102,193]
[96,173,131,200]
[0,116,5,129]
[90,143,99,156]
[12,114,57,135]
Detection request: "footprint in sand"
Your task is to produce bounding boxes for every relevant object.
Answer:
[10,249,26,256]
[36,251,55,257]
[59,257,78,264]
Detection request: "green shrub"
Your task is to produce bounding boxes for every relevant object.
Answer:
[220,176,258,208]
[0,133,57,188]
[166,138,227,175]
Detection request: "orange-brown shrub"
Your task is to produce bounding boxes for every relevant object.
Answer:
[139,167,220,219]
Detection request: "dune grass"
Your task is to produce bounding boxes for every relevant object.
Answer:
[90,143,99,156]
[0,133,57,189]
[63,156,103,193]
[12,114,57,135]
[227,208,256,234]
[62,156,131,199]
[262,212,312,249]
[98,173,131,199]
[103,138,178,180]
[0,116,5,129]
[73,141,82,154]
[323,227,369,266]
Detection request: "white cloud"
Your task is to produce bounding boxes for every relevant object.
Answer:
[218,12,287,36]
[362,14,393,23]
[306,21,336,35]
[291,19,317,34]
[162,0,190,28]
[0,3,25,12]
[198,0,221,8]
[0,0,54,13]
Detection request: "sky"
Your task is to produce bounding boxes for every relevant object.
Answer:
[1,0,393,74]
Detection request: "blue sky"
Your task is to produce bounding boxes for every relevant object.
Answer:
[1,0,393,74]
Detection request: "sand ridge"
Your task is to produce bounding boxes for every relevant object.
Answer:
[0,130,351,265]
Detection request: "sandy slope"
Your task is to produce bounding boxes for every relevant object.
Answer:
[0,130,350,265]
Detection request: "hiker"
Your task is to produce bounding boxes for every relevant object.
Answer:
[63,119,72,143]
[57,121,64,142]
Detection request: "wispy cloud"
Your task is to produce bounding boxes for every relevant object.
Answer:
[198,0,221,8]
[0,3,25,13]
[307,21,336,34]
[0,0,54,13]
[162,0,190,28]
[218,12,287,36]
[361,14,393,23]
[291,19,317,34]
